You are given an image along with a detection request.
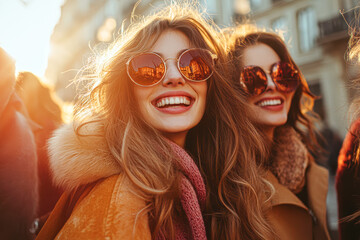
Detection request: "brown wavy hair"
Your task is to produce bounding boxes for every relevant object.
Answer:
[227,26,319,155]
[74,5,273,239]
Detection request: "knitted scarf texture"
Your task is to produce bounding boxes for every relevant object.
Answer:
[156,140,207,240]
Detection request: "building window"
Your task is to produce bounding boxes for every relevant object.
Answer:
[297,7,317,52]
[201,0,218,23]
[271,17,289,42]
[272,17,286,32]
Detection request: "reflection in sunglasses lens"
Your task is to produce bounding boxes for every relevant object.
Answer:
[129,54,165,86]
[179,50,212,81]
[241,66,267,95]
[272,63,299,92]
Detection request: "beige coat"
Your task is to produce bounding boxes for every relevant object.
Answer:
[266,161,330,240]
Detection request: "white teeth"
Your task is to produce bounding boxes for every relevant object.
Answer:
[156,96,191,108]
[257,99,282,107]
[175,97,180,104]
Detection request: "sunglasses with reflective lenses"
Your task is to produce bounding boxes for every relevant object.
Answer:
[240,62,300,96]
[126,48,217,87]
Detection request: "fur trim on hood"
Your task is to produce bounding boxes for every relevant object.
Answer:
[48,122,121,191]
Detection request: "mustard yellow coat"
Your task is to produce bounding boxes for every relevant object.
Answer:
[36,123,152,239]
[36,174,151,239]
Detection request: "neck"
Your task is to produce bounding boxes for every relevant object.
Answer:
[262,126,275,141]
[163,131,188,148]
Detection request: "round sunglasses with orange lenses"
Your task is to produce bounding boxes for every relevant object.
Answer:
[240,62,300,95]
[126,48,217,87]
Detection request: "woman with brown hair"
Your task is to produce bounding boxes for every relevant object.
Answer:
[228,27,330,239]
[36,4,273,240]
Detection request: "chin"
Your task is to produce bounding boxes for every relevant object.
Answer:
[271,119,288,127]
[159,125,192,134]
[259,117,288,128]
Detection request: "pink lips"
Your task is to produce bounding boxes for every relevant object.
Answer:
[255,97,284,111]
[152,91,194,114]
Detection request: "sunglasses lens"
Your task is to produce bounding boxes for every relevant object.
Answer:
[128,53,165,86]
[179,49,213,81]
[272,62,300,92]
[240,66,267,95]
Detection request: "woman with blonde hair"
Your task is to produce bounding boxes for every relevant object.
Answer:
[36,4,273,240]
[228,27,330,239]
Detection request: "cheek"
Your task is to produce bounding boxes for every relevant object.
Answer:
[133,87,150,113]
[196,82,208,108]
[247,97,260,118]
[285,92,295,113]
[247,95,258,105]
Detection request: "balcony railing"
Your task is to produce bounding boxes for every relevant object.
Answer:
[318,10,356,43]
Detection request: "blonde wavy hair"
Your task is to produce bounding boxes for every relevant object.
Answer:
[74,4,273,239]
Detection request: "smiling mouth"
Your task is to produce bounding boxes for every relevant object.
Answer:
[155,96,192,108]
[256,99,283,107]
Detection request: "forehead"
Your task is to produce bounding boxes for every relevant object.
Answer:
[150,30,192,56]
[242,43,280,70]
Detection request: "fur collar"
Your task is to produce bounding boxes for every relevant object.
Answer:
[270,126,309,193]
[48,122,121,191]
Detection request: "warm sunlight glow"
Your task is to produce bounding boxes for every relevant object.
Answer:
[97,17,117,42]
[234,0,250,15]
[0,0,63,82]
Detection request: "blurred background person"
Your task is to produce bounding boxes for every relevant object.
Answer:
[336,15,360,240]
[316,123,343,175]
[15,72,64,224]
[0,48,39,239]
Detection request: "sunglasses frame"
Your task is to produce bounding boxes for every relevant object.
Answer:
[126,48,218,87]
[240,61,300,96]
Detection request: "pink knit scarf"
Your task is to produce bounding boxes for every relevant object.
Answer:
[156,140,207,240]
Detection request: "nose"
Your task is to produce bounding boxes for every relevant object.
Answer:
[162,60,186,87]
[265,74,276,91]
